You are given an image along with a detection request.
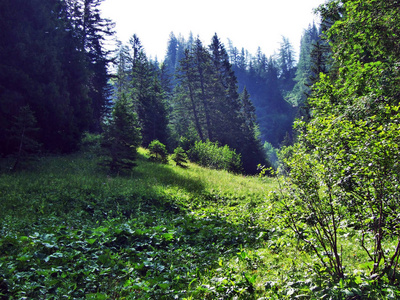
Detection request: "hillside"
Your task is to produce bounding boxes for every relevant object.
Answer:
[1,148,398,298]
[1,149,279,298]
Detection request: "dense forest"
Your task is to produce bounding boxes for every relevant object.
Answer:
[0,0,329,174]
[1,0,400,298]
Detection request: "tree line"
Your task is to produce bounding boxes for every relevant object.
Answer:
[112,33,267,174]
[0,0,332,175]
[0,0,113,159]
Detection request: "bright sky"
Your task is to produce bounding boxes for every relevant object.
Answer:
[100,0,326,61]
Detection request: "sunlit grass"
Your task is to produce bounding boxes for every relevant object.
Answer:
[1,149,397,299]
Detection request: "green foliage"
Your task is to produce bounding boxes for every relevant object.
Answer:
[188,140,243,173]
[7,105,41,171]
[170,35,268,174]
[0,0,113,154]
[114,35,169,148]
[227,39,296,147]
[101,95,141,174]
[171,146,188,167]
[148,140,168,164]
[1,147,399,298]
[278,0,400,286]
[263,142,278,169]
[80,132,102,156]
[0,150,275,299]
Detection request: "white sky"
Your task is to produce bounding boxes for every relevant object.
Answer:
[100,0,326,61]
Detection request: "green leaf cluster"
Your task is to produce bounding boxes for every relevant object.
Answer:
[187,140,243,173]
[279,0,400,284]
[148,140,168,164]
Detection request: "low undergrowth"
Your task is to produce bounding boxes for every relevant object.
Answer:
[0,149,398,299]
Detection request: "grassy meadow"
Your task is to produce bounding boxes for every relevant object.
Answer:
[0,149,396,299]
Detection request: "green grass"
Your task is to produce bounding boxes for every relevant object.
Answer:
[0,149,398,299]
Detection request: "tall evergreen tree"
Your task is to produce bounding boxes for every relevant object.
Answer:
[172,34,269,173]
[175,48,205,141]
[69,0,115,132]
[277,36,297,92]
[113,35,169,147]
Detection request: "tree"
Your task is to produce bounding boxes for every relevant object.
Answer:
[279,0,400,284]
[277,36,297,92]
[171,146,188,167]
[70,0,115,132]
[0,0,88,154]
[289,23,332,120]
[112,35,169,147]
[171,34,269,174]
[101,94,141,174]
[175,48,205,141]
[148,140,168,164]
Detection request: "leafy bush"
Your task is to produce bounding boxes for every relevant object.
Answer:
[171,146,188,167]
[187,140,242,173]
[276,0,400,285]
[148,140,168,164]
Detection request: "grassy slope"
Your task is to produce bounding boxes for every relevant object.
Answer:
[0,149,284,299]
[0,149,390,299]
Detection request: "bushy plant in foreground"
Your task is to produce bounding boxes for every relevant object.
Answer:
[277,0,400,285]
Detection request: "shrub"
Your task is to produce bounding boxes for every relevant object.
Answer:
[148,140,168,164]
[187,140,242,173]
[171,147,188,168]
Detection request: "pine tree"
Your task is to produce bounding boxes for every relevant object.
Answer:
[172,34,269,174]
[175,48,205,141]
[69,0,115,132]
[193,38,214,141]
[120,35,169,147]
[171,146,188,167]
[101,94,141,174]
[0,0,92,154]
[277,36,297,92]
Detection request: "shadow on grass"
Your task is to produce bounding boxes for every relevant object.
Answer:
[0,152,269,299]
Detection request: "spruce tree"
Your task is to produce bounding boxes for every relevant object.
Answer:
[101,94,141,174]
[72,0,115,132]
[113,35,169,147]
[277,36,297,92]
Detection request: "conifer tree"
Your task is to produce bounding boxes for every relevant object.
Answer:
[70,0,115,132]
[101,94,141,174]
[175,48,205,141]
[277,36,297,92]
[121,35,169,147]
[172,34,269,173]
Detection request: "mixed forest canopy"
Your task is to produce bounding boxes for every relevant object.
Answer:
[0,0,328,174]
